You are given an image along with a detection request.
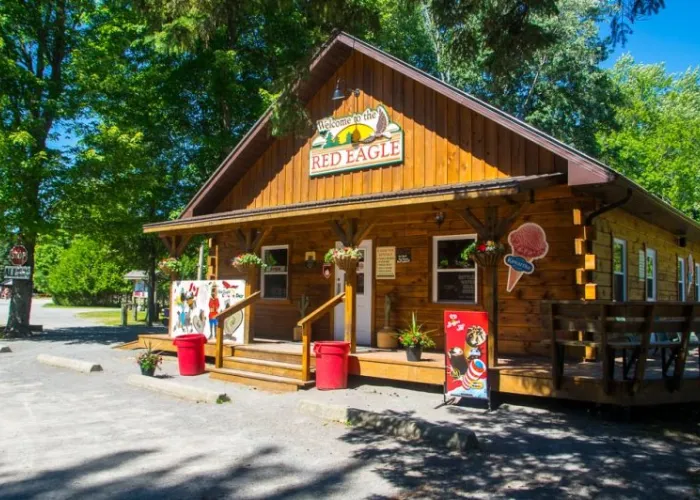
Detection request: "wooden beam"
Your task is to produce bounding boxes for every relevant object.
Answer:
[160,236,174,256]
[174,235,191,258]
[252,227,272,253]
[632,304,655,395]
[329,220,349,246]
[457,207,487,238]
[493,203,526,240]
[243,267,259,344]
[354,221,376,245]
[345,267,357,353]
[235,229,247,249]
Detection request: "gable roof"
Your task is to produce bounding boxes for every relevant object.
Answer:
[168,31,700,242]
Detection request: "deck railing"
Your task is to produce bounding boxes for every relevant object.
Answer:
[297,292,345,382]
[541,301,700,394]
[214,291,261,368]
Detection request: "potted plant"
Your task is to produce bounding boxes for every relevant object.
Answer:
[231,253,267,273]
[293,294,310,341]
[397,312,436,362]
[136,343,163,376]
[325,246,362,271]
[158,257,182,278]
[461,240,506,267]
[377,293,398,349]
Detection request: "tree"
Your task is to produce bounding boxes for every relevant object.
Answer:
[0,0,93,334]
[48,237,130,305]
[597,55,700,218]
[420,0,619,154]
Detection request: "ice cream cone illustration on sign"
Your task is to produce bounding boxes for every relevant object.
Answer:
[504,222,549,292]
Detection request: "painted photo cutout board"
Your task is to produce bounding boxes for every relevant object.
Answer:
[444,311,489,400]
[170,280,246,343]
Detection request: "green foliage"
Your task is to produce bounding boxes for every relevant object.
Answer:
[48,237,130,306]
[598,56,700,218]
[34,236,68,294]
[397,312,436,349]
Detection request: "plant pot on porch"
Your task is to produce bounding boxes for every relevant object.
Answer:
[377,327,398,349]
[293,325,303,342]
[405,346,422,362]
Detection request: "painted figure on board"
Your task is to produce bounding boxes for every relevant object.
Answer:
[208,282,220,340]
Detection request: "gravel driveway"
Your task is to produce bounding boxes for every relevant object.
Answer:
[1,298,700,499]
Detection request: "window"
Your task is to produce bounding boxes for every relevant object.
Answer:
[261,245,289,299]
[695,263,699,302]
[678,257,686,301]
[612,239,627,301]
[638,250,645,281]
[432,235,477,303]
[646,248,657,301]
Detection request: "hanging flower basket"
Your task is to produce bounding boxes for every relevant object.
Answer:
[231,253,267,273]
[461,241,506,268]
[325,247,362,272]
[158,257,181,274]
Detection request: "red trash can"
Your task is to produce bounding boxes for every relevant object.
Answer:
[313,341,350,390]
[173,334,207,376]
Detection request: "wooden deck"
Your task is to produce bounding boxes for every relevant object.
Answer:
[122,333,700,405]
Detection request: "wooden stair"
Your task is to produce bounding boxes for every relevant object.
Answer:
[209,344,315,392]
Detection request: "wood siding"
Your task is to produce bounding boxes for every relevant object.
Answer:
[593,209,700,302]
[216,50,566,213]
[217,185,583,356]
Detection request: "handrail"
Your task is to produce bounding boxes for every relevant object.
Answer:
[298,292,345,382]
[215,291,261,368]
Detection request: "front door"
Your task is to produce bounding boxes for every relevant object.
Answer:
[334,240,373,346]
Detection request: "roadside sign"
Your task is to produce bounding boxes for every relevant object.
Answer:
[4,266,31,280]
[9,245,28,266]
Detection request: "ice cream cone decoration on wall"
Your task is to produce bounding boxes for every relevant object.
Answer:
[504,223,549,292]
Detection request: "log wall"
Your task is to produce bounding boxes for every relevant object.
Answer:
[217,185,586,355]
[593,209,700,301]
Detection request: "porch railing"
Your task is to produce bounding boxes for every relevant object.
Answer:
[214,291,261,368]
[297,292,345,382]
[541,301,700,394]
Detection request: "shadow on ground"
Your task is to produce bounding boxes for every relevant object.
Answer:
[0,445,366,500]
[340,397,700,499]
[10,325,166,346]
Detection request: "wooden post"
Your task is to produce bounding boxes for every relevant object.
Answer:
[344,266,357,353]
[488,264,498,368]
[301,323,311,382]
[215,322,224,368]
[243,267,258,344]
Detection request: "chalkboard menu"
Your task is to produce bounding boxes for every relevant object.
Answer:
[436,272,476,303]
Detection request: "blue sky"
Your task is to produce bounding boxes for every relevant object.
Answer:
[601,0,700,73]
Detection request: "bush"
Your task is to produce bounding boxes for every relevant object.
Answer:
[48,237,131,306]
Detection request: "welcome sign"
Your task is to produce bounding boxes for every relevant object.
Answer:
[309,105,403,176]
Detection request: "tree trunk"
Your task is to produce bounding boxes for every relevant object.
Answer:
[146,240,157,327]
[6,240,35,337]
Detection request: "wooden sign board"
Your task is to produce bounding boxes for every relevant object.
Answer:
[396,248,411,263]
[376,246,396,279]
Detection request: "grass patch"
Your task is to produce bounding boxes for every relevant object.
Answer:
[43,302,116,309]
[77,310,148,326]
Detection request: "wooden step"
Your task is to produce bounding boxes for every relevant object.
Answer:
[232,345,315,367]
[222,356,313,379]
[209,368,315,392]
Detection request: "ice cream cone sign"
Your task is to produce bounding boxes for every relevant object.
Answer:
[504,223,549,292]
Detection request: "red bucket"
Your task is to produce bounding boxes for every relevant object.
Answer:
[173,333,207,376]
[313,341,350,390]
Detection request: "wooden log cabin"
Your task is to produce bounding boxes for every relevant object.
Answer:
[135,32,700,404]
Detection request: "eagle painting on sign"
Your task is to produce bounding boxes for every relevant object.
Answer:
[170,280,245,343]
[309,105,403,176]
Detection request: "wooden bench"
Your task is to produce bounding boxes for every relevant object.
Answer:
[541,301,700,394]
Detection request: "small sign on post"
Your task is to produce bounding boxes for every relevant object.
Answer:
[4,266,31,280]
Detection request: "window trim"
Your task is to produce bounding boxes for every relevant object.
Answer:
[260,244,289,300]
[432,234,478,304]
[678,256,686,301]
[612,238,627,302]
[695,262,700,302]
[646,248,657,301]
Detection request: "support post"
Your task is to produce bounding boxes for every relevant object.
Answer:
[215,322,224,368]
[301,323,311,382]
[344,266,357,353]
[243,267,258,344]
[488,264,498,368]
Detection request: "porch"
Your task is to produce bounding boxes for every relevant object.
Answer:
[125,328,700,405]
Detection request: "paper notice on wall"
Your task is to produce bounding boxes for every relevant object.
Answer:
[376,246,396,279]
